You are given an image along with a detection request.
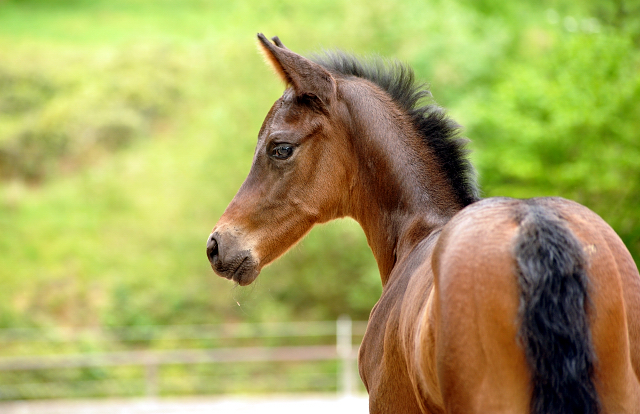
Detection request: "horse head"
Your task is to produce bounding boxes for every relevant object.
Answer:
[206,34,354,285]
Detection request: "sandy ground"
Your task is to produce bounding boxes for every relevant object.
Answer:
[0,394,369,414]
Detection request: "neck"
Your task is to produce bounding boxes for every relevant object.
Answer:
[341,83,464,285]
[355,209,451,286]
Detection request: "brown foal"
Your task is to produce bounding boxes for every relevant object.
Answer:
[206,34,640,413]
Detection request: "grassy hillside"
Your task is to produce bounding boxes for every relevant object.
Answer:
[0,0,638,333]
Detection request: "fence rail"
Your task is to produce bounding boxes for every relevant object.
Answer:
[0,320,369,343]
[0,345,354,371]
[0,317,366,399]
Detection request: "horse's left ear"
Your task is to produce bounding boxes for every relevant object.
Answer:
[257,33,336,105]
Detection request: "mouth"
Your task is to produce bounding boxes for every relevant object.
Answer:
[229,256,259,286]
[209,252,260,286]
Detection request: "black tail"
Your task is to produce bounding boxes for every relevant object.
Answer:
[514,203,599,414]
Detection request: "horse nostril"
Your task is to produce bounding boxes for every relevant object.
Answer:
[206,233,219,263]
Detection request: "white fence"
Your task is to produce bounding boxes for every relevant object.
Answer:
[0,317,367,400]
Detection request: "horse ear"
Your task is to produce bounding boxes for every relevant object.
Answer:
[257,33,336,104]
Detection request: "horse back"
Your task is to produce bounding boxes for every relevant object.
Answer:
[429,196,640,413]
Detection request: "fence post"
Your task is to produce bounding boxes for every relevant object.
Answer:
[336,314,354,396]
[145,362,158,398]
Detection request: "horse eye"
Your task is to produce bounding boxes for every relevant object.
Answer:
[271,144,294,160]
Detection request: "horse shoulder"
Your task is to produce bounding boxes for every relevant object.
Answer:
[359,234,443,413]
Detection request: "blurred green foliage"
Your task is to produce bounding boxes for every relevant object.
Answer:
[0,0,638,336]
[0,46,187,181]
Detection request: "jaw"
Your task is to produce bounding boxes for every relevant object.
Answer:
[208,186,330,286]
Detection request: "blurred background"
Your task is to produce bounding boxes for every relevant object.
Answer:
[0,0,638,410]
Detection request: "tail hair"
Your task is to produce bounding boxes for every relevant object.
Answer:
[514,203,600,414]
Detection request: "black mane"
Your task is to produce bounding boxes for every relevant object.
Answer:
[312,51,480,207]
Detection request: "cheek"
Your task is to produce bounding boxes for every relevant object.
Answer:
[303,151,351,215]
